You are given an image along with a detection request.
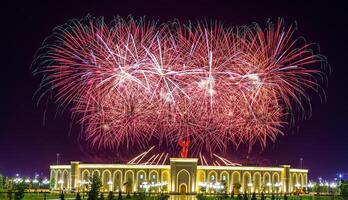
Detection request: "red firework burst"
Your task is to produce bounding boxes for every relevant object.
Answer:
[33,16,326,153]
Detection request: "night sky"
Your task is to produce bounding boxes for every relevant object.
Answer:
[1,0,347,180]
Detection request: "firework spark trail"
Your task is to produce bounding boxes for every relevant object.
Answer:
[34,16,325,153]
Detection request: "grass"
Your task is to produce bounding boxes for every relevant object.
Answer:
[0,192,76,200]
[0,192,346,200]
[0,191,166,200]
[201,194,346,200]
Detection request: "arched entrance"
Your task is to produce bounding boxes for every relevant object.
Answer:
[177,169,190,194]
[179,183,187,194]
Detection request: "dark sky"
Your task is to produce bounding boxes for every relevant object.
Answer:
[1,0,347,180]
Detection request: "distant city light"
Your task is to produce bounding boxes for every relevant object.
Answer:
[42,178,50,185]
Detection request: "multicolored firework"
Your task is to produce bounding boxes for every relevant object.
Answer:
[34,16,325,153]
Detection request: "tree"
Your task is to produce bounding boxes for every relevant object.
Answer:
[260,192,265,200]
[237,193,242,200]
[340,180,348,196]
[14,182,25,200]
[125,177,133,195]
[88,174,102,200]
[118,190,123,200]
[76,192,82,200]
[50,177,56,190]
[251,192,256,200]
[4,177,14,190]
[243,192,248,200]
[284,194,288,200]
[99,193,105,200]
[108,191,114,200]
[59,191,65,200]
[0,174,3,191]
[231,190,235,199]
[233,183,241,194]
[271,194,275,200]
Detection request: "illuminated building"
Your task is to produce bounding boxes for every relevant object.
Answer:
[50,154,308,194]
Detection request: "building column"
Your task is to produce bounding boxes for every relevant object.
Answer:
[70,161,80,191]
[281,165,290,193]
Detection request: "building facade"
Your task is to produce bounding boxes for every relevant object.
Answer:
[50,158,308,194]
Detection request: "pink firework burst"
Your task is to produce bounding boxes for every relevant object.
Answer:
[33,16,326,153]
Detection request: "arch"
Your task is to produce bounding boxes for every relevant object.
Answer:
[161,170,170,192]
[253,172,261,193]
[220,171,229,193]
[291,173,298,191]
[62,170,69,190]
[161,170,170,183]
[263,172,271,193]
[92,170,100,177]
[102,170,112,191]
[82,170,90,182]
[208,171,218,183]
[197,170,206,183]
[113,170,122,192]
[177,169,190,194]
[272,173,280,193]
[136,170,146,190]
[242,172,251,193]
[179,183,188,194]
[56,170,62,190]
[299,174,303,188]
[231,171,241,193]
[50,170,57,189]
[208,170,218,193]
[149,170,159,183]
[124,170,135,193]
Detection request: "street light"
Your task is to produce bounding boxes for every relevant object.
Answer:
[295,183,301,188]
[107,180,113,191]
[58,179,64,190]
[266,182,272,193]
[308,182,314,188]
[42,178,50,185]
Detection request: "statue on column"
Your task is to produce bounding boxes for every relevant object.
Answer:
[178,137,190,158]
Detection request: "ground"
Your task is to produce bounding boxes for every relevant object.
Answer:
[0,193,346,200]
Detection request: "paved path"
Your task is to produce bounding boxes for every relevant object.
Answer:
[169,195,197,200]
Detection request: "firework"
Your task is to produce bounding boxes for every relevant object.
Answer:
[34,16,325,153]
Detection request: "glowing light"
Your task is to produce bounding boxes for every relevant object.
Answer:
[42,178,50,185]
[330,182,337,188]
[14,176,23,184]
[308,182,314,188]
[35,17,325,153]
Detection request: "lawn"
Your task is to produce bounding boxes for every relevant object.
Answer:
[0,192,76,200]
[201,194,346,200]
[0,192,346,200]
[0,192,166,200]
